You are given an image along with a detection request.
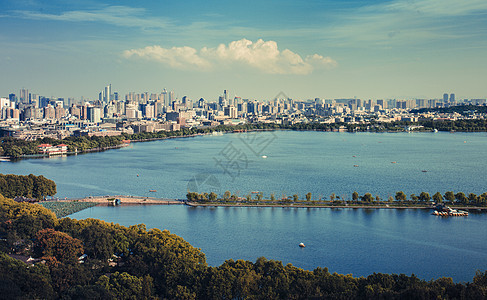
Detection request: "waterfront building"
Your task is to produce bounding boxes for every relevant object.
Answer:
[37,143,68,155]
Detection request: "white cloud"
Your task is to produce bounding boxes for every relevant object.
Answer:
[123,39,337,75]
[123,46,211,69]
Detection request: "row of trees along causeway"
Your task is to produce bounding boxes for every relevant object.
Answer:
[1,194,487,299]
[187,190,487,207]
[2,118,487,158]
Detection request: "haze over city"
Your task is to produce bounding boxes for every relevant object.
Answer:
[1,0,486,100]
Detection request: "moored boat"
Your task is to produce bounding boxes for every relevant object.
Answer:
[432,204,468,216]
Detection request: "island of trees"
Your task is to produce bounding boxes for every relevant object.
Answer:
[2,118,487,158]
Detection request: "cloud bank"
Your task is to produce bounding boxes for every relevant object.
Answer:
[123,39,337,75]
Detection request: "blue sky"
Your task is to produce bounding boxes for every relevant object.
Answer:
[1,0,486,101]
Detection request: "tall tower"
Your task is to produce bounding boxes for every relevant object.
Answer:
[104,84,111,103]
[443,93,448,103]
[449,93,455,103]
[20,88,29,104]
[162,88,168,107]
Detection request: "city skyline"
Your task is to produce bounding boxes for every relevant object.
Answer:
[1,0,486,101]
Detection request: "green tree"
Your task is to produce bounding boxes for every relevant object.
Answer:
[468,193,478,204]
[96,272,148,299]
[410,194,418,201]
[293,194,299,202]
[257,192,264,201]
[306,192,312,201]
[209,192,217,201]
[352,191,359,201]
[223,190,231,201]
[330,193,336,201]
[419,192,431,202]
[395,191,407,201]
[34,228,84,264]
[186,192,199,201]
[361,193,373,202]
[270,193,276,201]
[444,191,455,202]
[455,192,468,204]
[433,192,443,203]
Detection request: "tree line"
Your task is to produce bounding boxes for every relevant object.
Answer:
[1,194,486,299]
[0,173,56,200]
[187,190,487,207]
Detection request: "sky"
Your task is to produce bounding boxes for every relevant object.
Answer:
[1,0,486,101]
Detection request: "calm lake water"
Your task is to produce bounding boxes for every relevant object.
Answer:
[2,131,487,281]
[70,204,487,282]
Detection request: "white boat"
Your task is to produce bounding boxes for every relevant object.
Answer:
[299,242,305,248]
[262,155,267,159]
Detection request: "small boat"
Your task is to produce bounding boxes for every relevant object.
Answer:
[391,161,397,164]
[352,155,356,157]
[299,243,305,248]
[353,165,359,167]
[262,155,267,158]
[137,174,139,177]
[422,170,427,173]
[149,190,157,192]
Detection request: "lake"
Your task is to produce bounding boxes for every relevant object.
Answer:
[2,131,487,281]
[1,131,486,199]
[69,204,487,282]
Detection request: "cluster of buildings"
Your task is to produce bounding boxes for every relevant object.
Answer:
[1,86,486,140]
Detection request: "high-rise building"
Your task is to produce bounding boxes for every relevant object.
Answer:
[376,99,385,108]
[103,84,111,103]
[19,88,29,104]
[443,93,449,103]
[449,93,455,103]
[44,105,55,119]
[162,89,169,107]
[224,90,229,103]
[87,106,101,123]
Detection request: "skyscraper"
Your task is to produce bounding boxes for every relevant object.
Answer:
[162,88,169,107]
[449,93,455,103]
[104,84,111,103]
[443,93,448,103]
[20,88,29,104]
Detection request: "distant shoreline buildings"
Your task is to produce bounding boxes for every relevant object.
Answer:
[1,86,486,140]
